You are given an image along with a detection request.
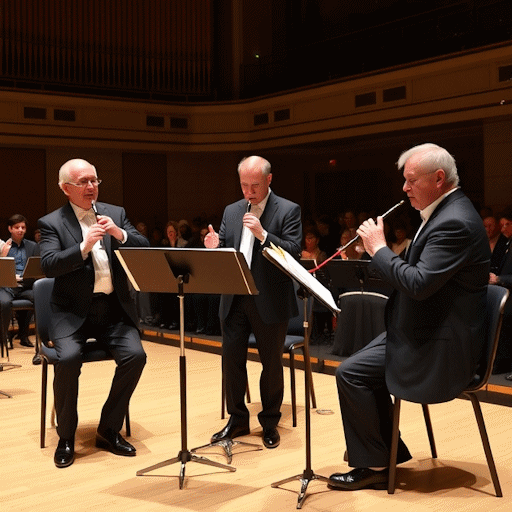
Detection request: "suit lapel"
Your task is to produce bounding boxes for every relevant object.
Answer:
[94,202,112,257]
[61,203,83,243]
[234,201,246,250]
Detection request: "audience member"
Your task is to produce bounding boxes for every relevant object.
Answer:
[483,215,501,253]
[489,208,512,377]
[339,229,365,260]
[0,214,40,350]
[389,218,412,257]
[316,214,339,257]
[301,226,327,263]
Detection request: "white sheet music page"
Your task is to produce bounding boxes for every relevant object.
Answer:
[263,243,340,314]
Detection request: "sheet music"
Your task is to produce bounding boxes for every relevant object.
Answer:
[263,243,340,314]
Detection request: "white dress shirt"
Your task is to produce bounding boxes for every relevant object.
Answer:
[71,203,114,295]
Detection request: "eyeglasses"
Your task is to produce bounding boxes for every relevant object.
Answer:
[65,179,102,188]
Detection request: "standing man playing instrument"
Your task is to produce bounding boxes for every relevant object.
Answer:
[204,156,302,449]
[329,143,490,491]
[38,158,149,468]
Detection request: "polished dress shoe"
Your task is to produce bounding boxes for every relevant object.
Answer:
[96,428,136,456]
[54,439,75,468]
[211,419,250,443]
[328,467,388,491]
[262,428,280,449]
[32,353,42,365]
[20,338,34,347]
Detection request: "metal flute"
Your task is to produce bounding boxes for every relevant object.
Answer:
[308,199,405,273]
[338,199,405,253]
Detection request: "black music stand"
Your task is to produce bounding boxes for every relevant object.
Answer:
[326,259,393,295]
[0,258,23,396]
[115,247,259,488]
[262,245,340,509]
[22,256,44,280]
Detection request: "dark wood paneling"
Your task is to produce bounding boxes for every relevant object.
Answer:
[0,148,46,240]
[122,153,167,234]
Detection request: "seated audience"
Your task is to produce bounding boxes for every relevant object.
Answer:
[483,215,501,253]
[0,214,40,350]
[301,226,327,264]
[489,208,512,377]
[339,229,365,260]
[389,219,412,257]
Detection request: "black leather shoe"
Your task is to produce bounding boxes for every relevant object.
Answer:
[54,439,75,468]
[211,418,250,443]
[32,354,42,365]
[263,428,280,449]
[96,428,136,456]
[20,338,34,347]
[328,468,388,491]
[506,373,512,381]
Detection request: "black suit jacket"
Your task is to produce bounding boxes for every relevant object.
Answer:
[371,189,490,403]
[218,192,302,324]
[38,202,149,340]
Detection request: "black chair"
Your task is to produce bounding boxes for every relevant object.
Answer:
[33,278,130,448]
[221,293,316,428]
[388,285,509,496]
[7,298,35,347]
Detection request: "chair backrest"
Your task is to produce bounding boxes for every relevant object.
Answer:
[32,277,55,348]
[466,285,509,392]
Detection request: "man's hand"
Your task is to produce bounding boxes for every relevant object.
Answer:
[356,217,387,257]
[83,223,107,253]
[243,213,265,241]
[96,215,124,241]
[204,224,220,249]
[1,238,12,256]
[489,273,500,285]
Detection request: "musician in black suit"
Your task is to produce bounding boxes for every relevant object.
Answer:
[38,159,149,468]
[329,144,490,491]
[0,214,40,349]
[204,156,302,449]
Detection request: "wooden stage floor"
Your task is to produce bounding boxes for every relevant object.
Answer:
[2,338,512,512]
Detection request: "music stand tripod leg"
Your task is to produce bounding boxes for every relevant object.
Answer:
[136,276,235,488]
[191,437,262,464]
[271,293,329,509]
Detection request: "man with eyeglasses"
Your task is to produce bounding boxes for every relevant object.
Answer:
[38,158,149,468]
[328,143,490,491]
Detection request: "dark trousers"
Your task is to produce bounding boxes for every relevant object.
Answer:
[0,285,34,345]
[221,295,288,430]
[52,294,146,440]
[335,332,411,467]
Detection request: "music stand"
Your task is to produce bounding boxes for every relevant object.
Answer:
[22,256,44,280]
[0,258,23,396]
[326,259,393,295]
[116,247,259,488]
[262,245,340,508]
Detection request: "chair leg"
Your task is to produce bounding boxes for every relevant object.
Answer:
[40,360,48,448]
[388,397,401,494]
[421,404,437,458]
[466,392,503,497]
